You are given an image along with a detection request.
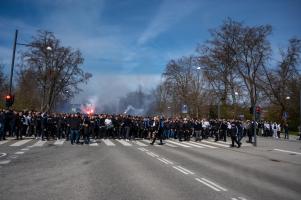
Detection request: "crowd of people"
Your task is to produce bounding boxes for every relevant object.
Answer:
[0,109,298,148]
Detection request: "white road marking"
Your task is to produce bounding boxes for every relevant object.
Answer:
[137,148,146,151]
[101,139,116,146]
[190,141,218,149]
[146,152,156,157]
[89,142,99,146]
[201,140,229,148]
[157,158,169,164]
[195,178,221,192]
[177,166,195,175]
[10,155,18,159]
[14,151,24,155]
[116,139,132,146]
[134,141,148,147]
[173,166,189,175]
[165,143,177,147]
[161,158,174,164]
[0,160,11,165]
[213,140,251,147]
[10,139,32,147]
[231,198,238,200]
[166,140,191,148]
[182,142,205,149]
[0,140,9,145]
[273,148,301,155]
[147,152,159,157]
[21,148,29,151]
[201,178,227,191]
[0,153,7,158]
[238,197,247,200]
[31,140,47,147]
[54,139,65,145]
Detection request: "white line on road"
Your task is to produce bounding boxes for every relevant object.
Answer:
[157,158,169,164]
[54,139,65,145]
[20,148,29,151]
[182,142,205,149]
[134,141,148,147]
[10,139,32,147]
[31,140,47,147]
[137,148,146,151]
[201,140,229,148]
[0,153,7,158]
[238,197,247,200]
[167,140,191,148]
[190,141,218,149]
[14,151,24,155]
[173,166,189,175]
[273,148,301,155]
[89,142,99,146]
[231,198,238,200]
[161,158,174,164]
[201,178,227,191]
[116,139,132,146]
[177,166,195,175]
[146,152,157,157]
[0,140,9,145]
[0,160,11,165]
[147,152,159,157]
[195,178,221,192]
[165,143,177,147]
[101,139,116,146]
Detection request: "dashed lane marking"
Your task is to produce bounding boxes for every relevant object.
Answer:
[165,143,177,147]
[176,166,195,175]
[201,178,227,191]
[157,158,170,164]
[161,158,173,164]
[10,139,32,147]
[20,148,29,151]
[0,160,11,165]
[195,178,221,192]
[273,148,301,155]
[14,151,25,155]
[0,153,7,158]
[173,166,189,175]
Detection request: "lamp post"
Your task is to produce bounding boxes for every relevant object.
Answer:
[8,29,52,108]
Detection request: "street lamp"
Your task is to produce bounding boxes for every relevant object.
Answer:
[8,29,52,108]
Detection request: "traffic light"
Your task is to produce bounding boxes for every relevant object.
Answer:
[5,94,14,108]
[256,106,261,114]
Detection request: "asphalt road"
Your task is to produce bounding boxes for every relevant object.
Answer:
[0,136,300,200]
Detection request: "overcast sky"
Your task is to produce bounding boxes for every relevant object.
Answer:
[0,0,300,105]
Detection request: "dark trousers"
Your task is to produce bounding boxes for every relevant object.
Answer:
[151,130,163,144]
[231,135,240,147]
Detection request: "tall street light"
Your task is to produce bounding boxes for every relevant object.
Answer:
[8,29,52,108]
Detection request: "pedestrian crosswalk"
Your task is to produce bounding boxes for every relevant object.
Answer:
[0,138,250,149]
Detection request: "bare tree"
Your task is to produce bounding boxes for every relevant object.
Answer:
[261,38,301,120]
[20,31,91,112]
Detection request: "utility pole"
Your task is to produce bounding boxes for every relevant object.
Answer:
[9,29,18,96]
[253,86,257,147]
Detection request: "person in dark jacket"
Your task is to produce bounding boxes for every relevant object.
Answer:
[68,113,82,144]
[230,122,241,148]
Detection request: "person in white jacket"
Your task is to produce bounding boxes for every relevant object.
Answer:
[272,122,278,138]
